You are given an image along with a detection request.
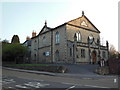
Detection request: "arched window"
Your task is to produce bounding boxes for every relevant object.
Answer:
[42,36,46,44]
[88,34,94,44]
[102,51,106,58]
[55,32,60,44]
[55,50,59,61]
[76,32,81,41]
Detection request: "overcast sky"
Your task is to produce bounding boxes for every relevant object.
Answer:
[0,0,119,51]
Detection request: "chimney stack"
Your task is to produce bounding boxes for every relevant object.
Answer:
[26,36,30,40]
[32,31,36,37]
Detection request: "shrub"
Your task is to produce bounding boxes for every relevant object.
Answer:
[108,59,120,75]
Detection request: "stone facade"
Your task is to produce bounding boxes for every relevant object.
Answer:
[28,12,109,64]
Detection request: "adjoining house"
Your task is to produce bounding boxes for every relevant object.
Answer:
[24,11,109,64]
[22,36,31,63]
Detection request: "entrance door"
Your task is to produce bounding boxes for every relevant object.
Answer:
[91,50,97,64]
[55,50,60,62]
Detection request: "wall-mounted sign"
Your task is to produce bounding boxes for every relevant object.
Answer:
[45,51,50,56]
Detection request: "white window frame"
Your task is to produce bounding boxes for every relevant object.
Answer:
[55,32,60,44]
[76,32,81,41]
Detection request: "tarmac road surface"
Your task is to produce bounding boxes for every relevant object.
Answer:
[2,68,119,89]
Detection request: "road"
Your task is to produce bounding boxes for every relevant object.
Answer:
[2,68,119,90]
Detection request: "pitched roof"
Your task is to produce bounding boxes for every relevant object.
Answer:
[67,13,100,33]
[83,15,100,33]
[31,12,100,40]
[38,25,52,35]
[31,25,52,39]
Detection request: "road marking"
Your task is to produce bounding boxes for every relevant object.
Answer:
[62,82,74,85]
[8,87,13,88]
[84,85,109,88]
[66,85,75,90]
[4,79,15,83]
[62,82,109,88]
[2,78,16,85]
[15,85,28,88]
[24,82,50,88]
[2,81,12,84]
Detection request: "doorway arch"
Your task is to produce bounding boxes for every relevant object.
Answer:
[55,50,60,61]
[91,50,97,64]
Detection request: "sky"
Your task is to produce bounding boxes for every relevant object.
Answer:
[0,0,119,51]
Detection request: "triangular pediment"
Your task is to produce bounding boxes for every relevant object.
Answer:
[67,15,100,33]
[39,25,51,34]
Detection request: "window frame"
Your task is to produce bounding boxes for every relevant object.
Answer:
[42,36,46,44]
[70,48,72,56]
[88,34,94,44]
[55,32,60,44]
[81,49,85,58]
[102,51,106,58]
[76,32,81,42]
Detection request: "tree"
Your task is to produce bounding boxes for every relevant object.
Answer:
[2,39,9,44]
[109,44,116,52]
[109,44,116,58]
[109,44,120,59]
[118,52,120,59]
[2,43,27,63]
[11,35,20,44]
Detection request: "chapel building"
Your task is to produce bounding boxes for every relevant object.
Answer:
[28,11,109,64]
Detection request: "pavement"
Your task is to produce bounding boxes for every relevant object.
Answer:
[2,63,118,79]
[56,64,118,79]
